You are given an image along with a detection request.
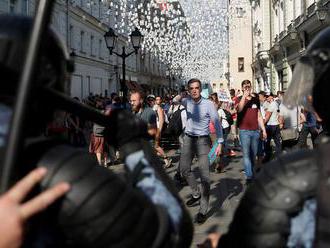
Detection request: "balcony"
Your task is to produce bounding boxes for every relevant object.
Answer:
[307,3,316,17]
[279,30,287,39]
[320,0,330,5]
[294,15,304,26]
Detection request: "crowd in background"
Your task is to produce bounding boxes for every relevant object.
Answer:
[45,83,324,176]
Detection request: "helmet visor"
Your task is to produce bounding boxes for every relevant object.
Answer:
[283,56,315,110]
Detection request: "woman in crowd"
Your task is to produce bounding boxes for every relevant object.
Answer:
[89,98,109,166]
[147,95,172,168]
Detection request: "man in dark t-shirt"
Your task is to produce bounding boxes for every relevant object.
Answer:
[237,80,267,183]
[130,90,157,140]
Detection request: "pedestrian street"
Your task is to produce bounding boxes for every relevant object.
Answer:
[112,146,246,248]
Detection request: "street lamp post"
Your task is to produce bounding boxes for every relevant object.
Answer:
[104,27,143,100]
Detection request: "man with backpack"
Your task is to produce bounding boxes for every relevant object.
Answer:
[167,95,187,185]
[167,95,187,138]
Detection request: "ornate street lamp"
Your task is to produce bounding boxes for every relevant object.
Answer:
[104,27,117,55]
[130,28,143,54]
[104,27,144,100]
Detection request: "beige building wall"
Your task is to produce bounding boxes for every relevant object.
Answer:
[228,0,253,91]
[251,0,330,93]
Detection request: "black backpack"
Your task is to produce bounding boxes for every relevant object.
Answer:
[223,109,234,126]
[165,105,185,137]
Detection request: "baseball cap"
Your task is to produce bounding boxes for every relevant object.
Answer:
[147,94,156,100]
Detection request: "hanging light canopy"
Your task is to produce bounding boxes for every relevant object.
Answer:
[88,0,237,82]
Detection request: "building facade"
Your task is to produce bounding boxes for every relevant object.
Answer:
[251,0,330,93]
[228,0,254,90]
[1,0,173,99]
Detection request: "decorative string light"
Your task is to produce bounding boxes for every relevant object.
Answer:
[79,0,236,83]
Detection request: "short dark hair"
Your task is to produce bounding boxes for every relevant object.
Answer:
[230,89,235,97]
[130,90,145,100]
[211,92,218,98]
[187,78,202,89]
[110,92,118,100]
[241,80,251,87]
[258,91,266,96]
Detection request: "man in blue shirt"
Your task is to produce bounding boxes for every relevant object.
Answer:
[180,78,223,224]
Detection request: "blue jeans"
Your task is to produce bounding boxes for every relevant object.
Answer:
[239,130,260,179]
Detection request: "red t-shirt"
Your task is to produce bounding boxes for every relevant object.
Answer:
[237,96,260,130]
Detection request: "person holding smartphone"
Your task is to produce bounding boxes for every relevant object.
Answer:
[237,80,267,184]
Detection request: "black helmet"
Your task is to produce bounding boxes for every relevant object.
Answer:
[0,15,74,135]
[0,14,73,101]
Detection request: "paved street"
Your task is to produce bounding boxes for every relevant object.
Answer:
[111,147,246,247]
[164,149,246,247]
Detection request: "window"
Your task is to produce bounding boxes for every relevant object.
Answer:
[90,35,95,56]
[278,70,284,91]
[98,39,103,59]
[9,0,17,13]
[86,76,91,95]
[238,57,244,72]
[80,31,85,53]
[236,7,245,18]
[22,0,28,14]
[69,25,74,50]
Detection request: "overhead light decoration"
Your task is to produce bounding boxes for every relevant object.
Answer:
[79,0,231,83]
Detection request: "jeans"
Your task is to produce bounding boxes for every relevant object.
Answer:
[257,139,265,157]
[264,125,282,162]
[180,135,211,215]
[239,130,260,179]
[297,126,319,148]
[176,132,185,175]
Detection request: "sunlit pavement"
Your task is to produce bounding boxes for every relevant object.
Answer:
[164,149,246,247]
[110,147,246,247]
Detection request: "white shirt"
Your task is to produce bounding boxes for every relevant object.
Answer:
[218,109,230,129]
[279,104,300,129]
[266,101,280,126]
[260,101,268,119]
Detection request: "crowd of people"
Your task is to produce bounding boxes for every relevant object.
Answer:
[45,79,324,223]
